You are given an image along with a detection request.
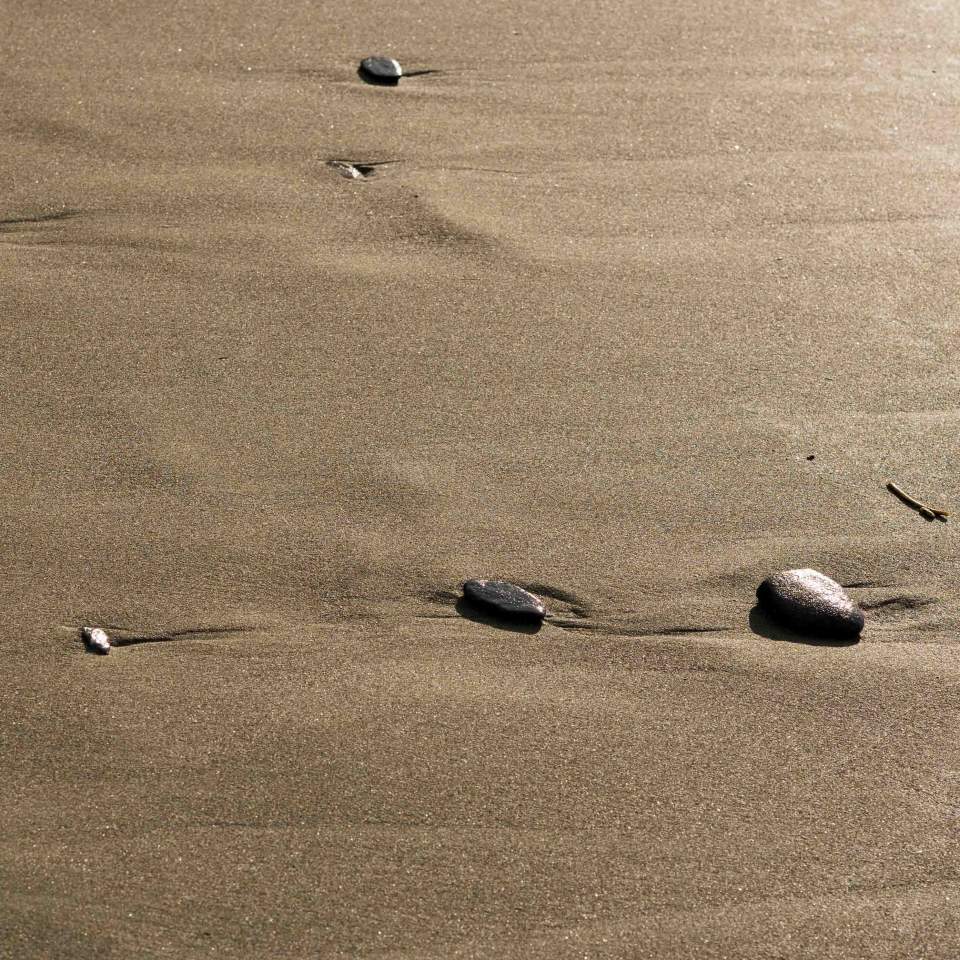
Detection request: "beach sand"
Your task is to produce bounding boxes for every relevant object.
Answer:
[3,1,960,956]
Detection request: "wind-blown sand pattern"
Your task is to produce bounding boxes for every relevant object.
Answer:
[3,1,960,957]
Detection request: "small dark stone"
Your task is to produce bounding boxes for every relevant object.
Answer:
[360,56,402,84]
[463,579,546,622]
[806,454,816,461]
[757,568,864,640]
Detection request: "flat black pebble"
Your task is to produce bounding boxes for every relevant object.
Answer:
[463,579,546,622]
[360,56,402,83]
[757,568,864,639]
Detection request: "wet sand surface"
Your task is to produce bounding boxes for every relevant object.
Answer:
[3,1,960,956]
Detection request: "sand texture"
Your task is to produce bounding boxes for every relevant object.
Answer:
[3,1,960,956]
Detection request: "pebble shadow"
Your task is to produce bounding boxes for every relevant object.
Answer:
[748,605,860,647]
[357,67,440,86]
[455,597,543,635]
[357,67,399,86]
[105,626,253,648]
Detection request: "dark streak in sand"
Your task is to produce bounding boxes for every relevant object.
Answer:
[106,625,255,647]
[550,619,732,638]
[0,209,83,229]
[420,588,461,605]
[859,595,937,612]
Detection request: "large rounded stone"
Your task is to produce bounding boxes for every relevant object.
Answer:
[462,579,546,622]
[756,568,864,640]
[360,56,403,84]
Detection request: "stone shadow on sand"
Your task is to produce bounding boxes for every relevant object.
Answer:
[104,626,253,648]
[748,605,860,647]
[455,597,543,635]
[357,67,441,86]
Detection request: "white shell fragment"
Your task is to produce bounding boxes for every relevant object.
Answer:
[327,160,364,180]
[82,626,111,655]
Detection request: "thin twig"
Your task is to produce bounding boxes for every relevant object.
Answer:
[886,481,949,522]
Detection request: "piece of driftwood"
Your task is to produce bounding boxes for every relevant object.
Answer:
[886,481,949,522]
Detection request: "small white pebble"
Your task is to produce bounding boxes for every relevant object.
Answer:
[327,160,363,180]
[82,627,111,655]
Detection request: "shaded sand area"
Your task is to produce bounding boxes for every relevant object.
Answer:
[3,0,960,956]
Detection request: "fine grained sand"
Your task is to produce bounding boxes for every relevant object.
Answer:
[3,1,960,957]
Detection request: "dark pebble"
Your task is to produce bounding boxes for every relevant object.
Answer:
[463,579,546,622]
[360,56,402,84]
[757,568,864,639]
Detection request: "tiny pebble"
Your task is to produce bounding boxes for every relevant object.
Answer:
[757,568,864,640]
[82,626,111,655]
[463,579,546,622]
[360,56,403,83]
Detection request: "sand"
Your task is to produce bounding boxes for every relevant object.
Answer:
[3,1,960,956]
